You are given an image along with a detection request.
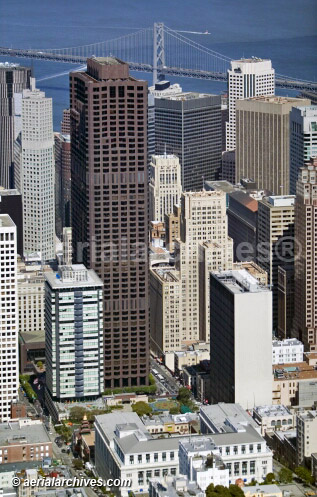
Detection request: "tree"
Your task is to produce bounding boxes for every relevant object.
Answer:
[177,387,191,405]
[132,401,152,417]
[169,406,180,415]
[70,406,87,422]
[73,459,84,470]
[264,472,275,484]
[278,467,293,484]
[295,466,313,485]
[37,361,43,369]
[206,484,245,497]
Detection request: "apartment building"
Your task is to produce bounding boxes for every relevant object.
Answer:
[45,265,104,402]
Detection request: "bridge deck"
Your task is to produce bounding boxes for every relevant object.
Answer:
[0,47,316,91]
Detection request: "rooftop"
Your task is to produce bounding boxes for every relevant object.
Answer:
[253,405,291,418]
[213,270,269,294]
[229,190,258,212]
[242,484,282,496]
[151,268,180,283]
[0,188,20,196]
[45,264,103,289]
[0,422,50,447]
[200,403,259,433]
[248,96,307,104]
[204,180,236,194]
[20,330,45,345]
[0,214,15,229]
[267,195,296,207]
[272,338,303,348]
[273,361,317,381]
[149,476,204,497]
[92,56,121,65]
[297,410,317,421]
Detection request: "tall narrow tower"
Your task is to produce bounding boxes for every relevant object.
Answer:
[70,57,149,389]
[293,157,317,351]
[15,82,55,261]
[0,63,31,188]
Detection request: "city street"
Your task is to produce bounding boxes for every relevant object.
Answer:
[151,358,181,396]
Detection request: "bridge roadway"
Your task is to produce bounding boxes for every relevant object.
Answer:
[1,47,316,91]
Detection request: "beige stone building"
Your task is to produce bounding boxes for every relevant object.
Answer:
[232,261,268,285]
[17,261,52,335]
[165,204,181,253]
[175,190,231,344]
[293,157,317,351]
[236,96,310,195]
[150,267,181,354]
[296,410,317,465]
[272,359,317,406]
[198,239,233,341]
[149,154,182,223]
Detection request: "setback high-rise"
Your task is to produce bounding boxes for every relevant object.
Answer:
[0,63,31,188]
[70,57,149,388]
[175,190,231,343]
[155,92,222,190]
[226,58,275,151]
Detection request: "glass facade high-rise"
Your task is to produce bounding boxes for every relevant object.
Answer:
[290,106,317,194]
[70,57,149,389]
[155,92,222,190]
[45,265,104,401]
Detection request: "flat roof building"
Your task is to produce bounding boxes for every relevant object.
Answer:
[236,96,311,195]
[210,270,272,408]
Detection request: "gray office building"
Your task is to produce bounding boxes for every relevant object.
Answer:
[0,63,31,188]
[290,106,317,194]
[155,92,222,190]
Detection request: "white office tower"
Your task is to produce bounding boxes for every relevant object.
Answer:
[62,227,72,265]
[0,215,18,422]
[45,265,104,402]
[226,58,274,151]
[15,80,55,261]
[210,270,272,409]
[149,154,182,223]
[290,106,317,194]
[175,190,232,344]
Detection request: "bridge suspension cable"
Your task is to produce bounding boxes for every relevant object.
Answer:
[0,23,316,90]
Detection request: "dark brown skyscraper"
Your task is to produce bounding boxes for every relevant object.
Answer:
[70,57,149,388]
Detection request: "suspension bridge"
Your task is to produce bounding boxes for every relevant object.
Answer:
[0,23,316,91]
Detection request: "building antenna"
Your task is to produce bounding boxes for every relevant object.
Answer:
[164,143,167,158]
[202,175,205,191]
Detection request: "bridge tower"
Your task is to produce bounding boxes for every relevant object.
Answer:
[153,22,165,85]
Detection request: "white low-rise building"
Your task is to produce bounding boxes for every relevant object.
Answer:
[252,405,295,436]
[199,404,273,484]
[95,412,180,496]
[179,438,229,490]
[272,339,304,365]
